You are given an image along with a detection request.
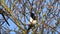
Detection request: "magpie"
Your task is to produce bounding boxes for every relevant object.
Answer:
[28,12,37,30]
[0,8,10,26]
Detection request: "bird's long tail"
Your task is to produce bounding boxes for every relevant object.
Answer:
[2,14,10,26]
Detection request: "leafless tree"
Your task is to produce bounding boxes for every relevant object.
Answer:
[0,0,60,34]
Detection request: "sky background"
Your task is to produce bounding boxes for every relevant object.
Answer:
[0,0,60,34]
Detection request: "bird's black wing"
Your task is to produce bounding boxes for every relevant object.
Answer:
[30,12,36,20]
[2,13,10,26]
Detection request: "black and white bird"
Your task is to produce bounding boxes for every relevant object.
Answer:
[28,12,37,30]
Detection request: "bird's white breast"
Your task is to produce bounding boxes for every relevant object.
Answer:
[30,17,33,22]
[30,17,37,24]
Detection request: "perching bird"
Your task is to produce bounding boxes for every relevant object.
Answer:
[0,8,10,26]
[28,12,37,30]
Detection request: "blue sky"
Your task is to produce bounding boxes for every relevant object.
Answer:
[0,0,60,34]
